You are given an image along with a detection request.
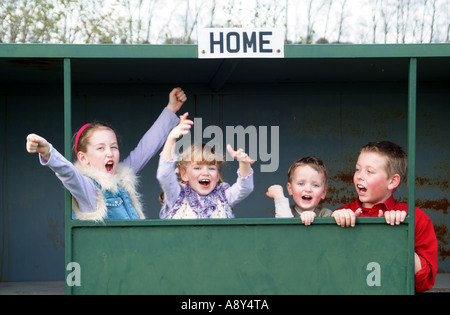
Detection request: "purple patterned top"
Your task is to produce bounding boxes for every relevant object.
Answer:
[157,155,254,219]
[159,183,234,219]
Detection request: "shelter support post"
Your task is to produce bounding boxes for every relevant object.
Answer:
[407,57,417,294]
[64,58,72,295]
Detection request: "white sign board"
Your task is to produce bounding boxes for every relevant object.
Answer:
[198,28,285,59]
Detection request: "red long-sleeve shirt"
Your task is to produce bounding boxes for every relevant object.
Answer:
[336,195,438,293]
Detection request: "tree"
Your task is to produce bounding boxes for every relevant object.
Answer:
[369,0,380,43]
[304,0,325,44]
[336,0,348,43]
[0,0,59,43]
[182,0,205,44]
[429,0,437,42]
[0,0,449,44]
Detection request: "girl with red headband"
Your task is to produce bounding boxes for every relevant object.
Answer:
[26,88,187,221]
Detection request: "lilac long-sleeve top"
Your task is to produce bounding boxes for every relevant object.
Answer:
[40,108,179,214]
[157,154,254,218]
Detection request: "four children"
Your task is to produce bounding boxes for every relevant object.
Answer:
[25,88,438,293]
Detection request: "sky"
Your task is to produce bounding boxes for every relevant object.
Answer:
[114,0,448,44]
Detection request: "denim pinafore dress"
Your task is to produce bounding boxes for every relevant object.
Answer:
[93,180,140,220]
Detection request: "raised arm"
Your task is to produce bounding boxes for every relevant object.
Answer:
[26,134,52,162]
[224,144,254,207]
[226,144,254,178]
[123,88,187,173]
[157,113,193,211]
[26,134,98,213]
[266,185,294,218]
[161,112,193,161]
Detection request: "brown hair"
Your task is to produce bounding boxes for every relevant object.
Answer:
[360,141,408,183]
[287,156,328,188]
[72,121,117,158]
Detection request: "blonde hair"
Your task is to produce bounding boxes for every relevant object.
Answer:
[177,143,224,178]
[158,143,225,204]
[360,141,408,183]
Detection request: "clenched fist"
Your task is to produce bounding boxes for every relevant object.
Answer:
[26,133,51,161]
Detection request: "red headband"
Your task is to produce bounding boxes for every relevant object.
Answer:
[75,123,91,154]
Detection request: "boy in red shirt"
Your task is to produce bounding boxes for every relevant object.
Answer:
[332,141,438,293]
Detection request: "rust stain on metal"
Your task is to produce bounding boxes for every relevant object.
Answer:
[434,224,449,262]
[416,176,449,191]
[324,186,354,208]
[323,171,357,208]
[335,171,354,184]
[416,198,449,214]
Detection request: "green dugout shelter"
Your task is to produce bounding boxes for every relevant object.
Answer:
[0,43,449,294]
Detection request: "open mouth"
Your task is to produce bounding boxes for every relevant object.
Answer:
[302,195,312,201]
[199,179,210,188]
[105,161,114,173]
[357,184,367,193]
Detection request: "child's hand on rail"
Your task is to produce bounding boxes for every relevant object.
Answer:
[331,208,362,227]
[379,210,407,226]
[300,211,316,226]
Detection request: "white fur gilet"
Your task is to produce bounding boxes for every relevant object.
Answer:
[72,162,145,221]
